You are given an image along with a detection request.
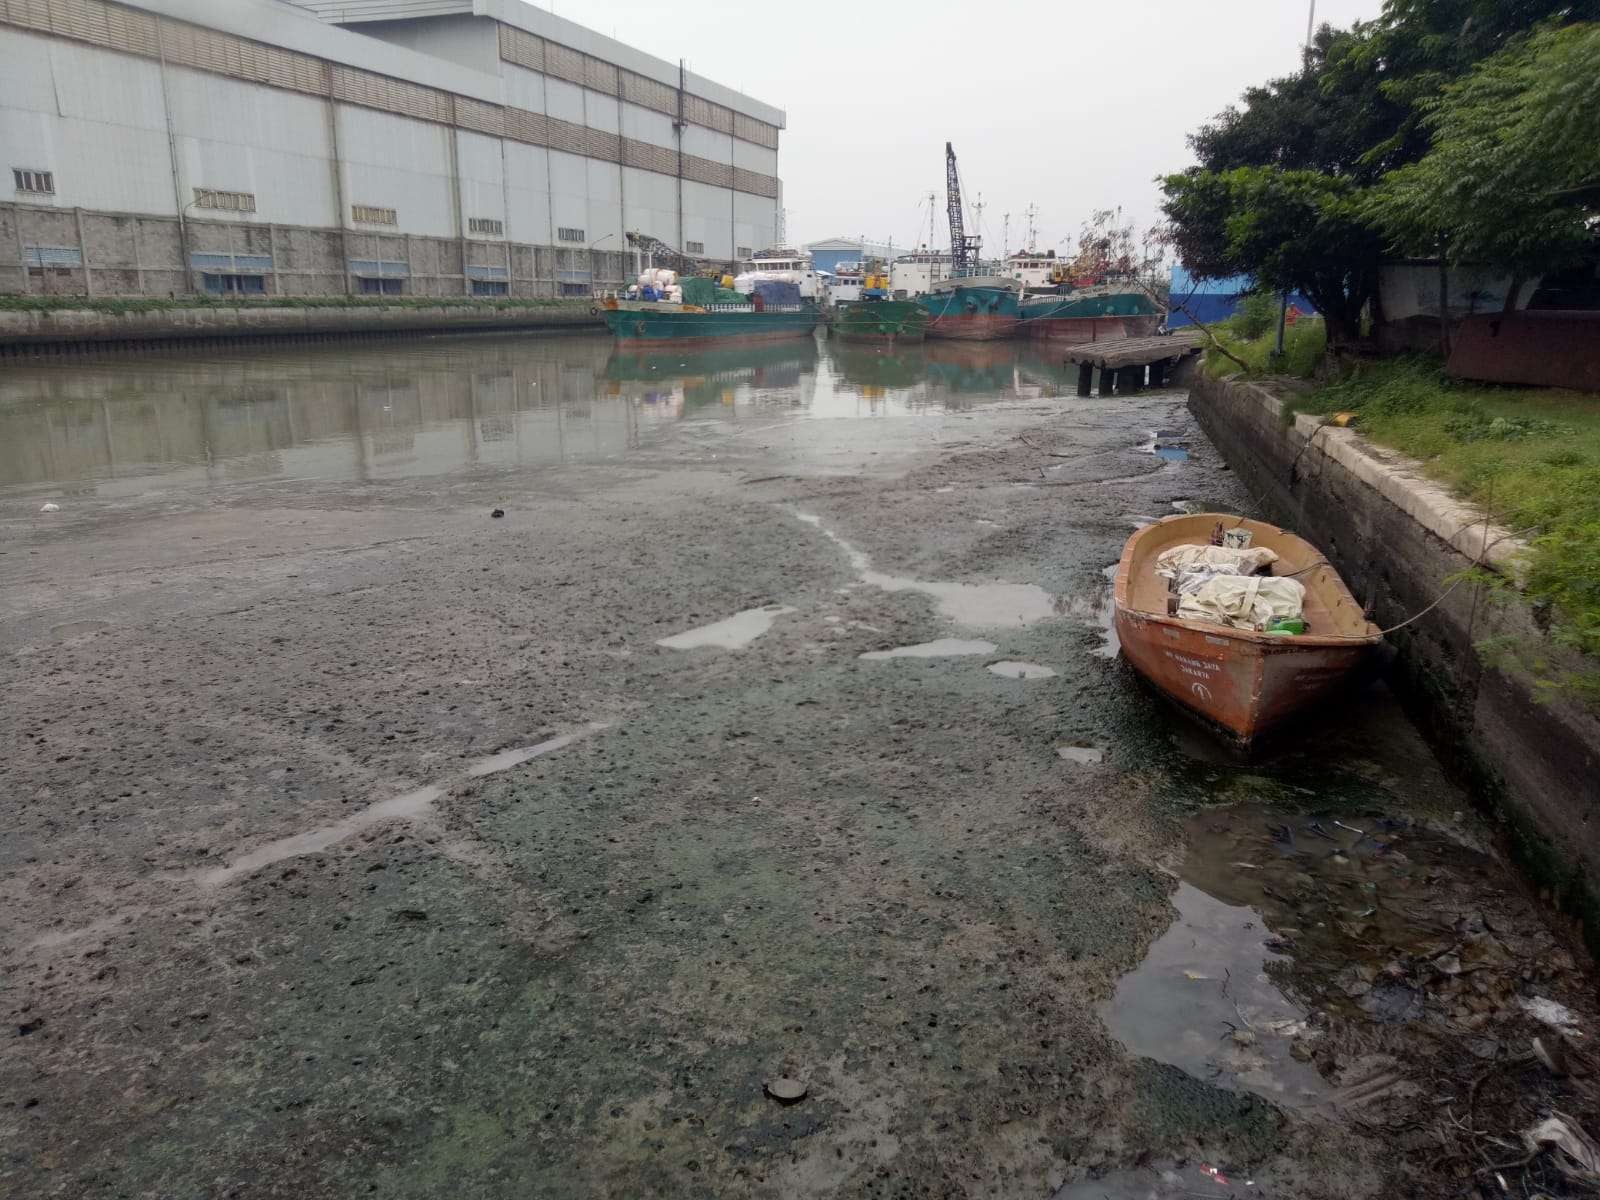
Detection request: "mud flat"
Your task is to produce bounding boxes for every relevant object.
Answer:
[1,335,1594,1198]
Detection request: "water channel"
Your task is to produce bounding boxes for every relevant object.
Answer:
[0,333,1083,498]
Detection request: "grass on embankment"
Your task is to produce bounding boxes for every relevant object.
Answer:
[1296,357,1600,701]
[0,294,587,315]
[1201,317,1327,380]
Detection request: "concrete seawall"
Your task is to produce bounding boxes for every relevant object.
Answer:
[1190,373,1600,939]
[0,302,605,356]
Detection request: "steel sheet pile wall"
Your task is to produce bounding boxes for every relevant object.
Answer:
[0,0,783,298]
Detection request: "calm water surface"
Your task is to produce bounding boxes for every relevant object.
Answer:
[0,333,1085,497]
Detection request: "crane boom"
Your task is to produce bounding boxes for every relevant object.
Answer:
[945,142,980,271]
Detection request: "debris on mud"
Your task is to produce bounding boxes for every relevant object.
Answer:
[1108,801,1600,1196]
[765,1077,808,1105]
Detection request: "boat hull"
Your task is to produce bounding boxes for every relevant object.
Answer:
[1112,512,1381,746]
[1018,291,1161,342]
[918,285,1020,341]
[832,300,928,345]
[925,313,1020,340]
[1020,313,1162,342]
[1114,607,1373,744]
[603,303,818,349]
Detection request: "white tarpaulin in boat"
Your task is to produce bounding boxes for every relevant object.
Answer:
[1156,543,1280,576]
[1178,575,1306,631]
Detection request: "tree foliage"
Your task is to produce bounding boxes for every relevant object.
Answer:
[1368,21,1600,277]
[1161,0,1599,348]
[1163,167,1383,344]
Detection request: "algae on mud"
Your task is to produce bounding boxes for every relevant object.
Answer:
[1,332,1595,1200]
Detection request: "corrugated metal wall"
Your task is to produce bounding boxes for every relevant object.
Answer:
[0,0,781,296]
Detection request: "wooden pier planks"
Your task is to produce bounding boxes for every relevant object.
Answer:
[1063,329,1206,395]
[1061,328,1205,369]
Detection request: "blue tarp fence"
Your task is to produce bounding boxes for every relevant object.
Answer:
[1166,266,1316,327]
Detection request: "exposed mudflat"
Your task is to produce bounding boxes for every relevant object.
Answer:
[2,334,1595,1198]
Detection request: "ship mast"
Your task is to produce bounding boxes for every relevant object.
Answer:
[945,142,980,271]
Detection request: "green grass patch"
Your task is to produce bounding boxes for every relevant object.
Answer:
[1202,315,1327,380]
[1297,357,1600,701]
[0,294,588,315]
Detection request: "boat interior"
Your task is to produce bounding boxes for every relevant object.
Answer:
[1123,514,1377,639]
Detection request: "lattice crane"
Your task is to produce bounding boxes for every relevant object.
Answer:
[945,142,981,271]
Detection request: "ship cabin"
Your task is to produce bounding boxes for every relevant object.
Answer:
[1007,249,1063,291]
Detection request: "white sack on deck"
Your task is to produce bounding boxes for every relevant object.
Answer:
[1156,543,1280,576]
[1178,575,1306,631]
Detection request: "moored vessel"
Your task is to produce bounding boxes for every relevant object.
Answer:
[832,299,928,345]
[1018,282,1162,343]
[1113,513,1381,746]
[917,272,1021,341]
[600,296,818,349]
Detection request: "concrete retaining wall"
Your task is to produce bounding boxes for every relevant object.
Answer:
[1190,373,1600,940]
[0,302,604,355]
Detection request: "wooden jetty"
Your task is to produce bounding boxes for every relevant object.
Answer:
[1063,329,1206,396]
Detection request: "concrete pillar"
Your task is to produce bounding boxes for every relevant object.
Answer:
[1098,365,1115,397]
[1148,359,1166,388]
[325,65,352,296]
[74,207,92,297]
[13,203,32,296]
[1076,362,1093,397]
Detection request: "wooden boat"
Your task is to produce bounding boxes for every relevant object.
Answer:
[1113,513,1381,745]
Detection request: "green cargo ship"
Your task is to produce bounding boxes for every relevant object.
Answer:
[830,300,928,346]
[601,298,818,349]
[1016,286,1162,343]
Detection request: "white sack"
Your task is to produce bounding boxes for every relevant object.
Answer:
[1156,543,1280,576]
[1178,575,1305,631]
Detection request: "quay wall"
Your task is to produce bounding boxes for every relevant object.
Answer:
[0,302,604,356]
[1190,373,1600,943]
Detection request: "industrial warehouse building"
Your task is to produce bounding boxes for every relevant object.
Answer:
[0,0,785,299]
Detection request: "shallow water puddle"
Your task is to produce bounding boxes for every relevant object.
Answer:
[796,511,1056,627]
[656,604,796,650]
[1105,801,1584,1112]
[1137,429,1190,463]
[986,660,1057,679]
[859,638,997,660]
[198,722,607,887]
[1101,881,1329,1109]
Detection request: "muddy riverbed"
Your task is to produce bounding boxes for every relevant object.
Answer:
[2,333,1596,1198]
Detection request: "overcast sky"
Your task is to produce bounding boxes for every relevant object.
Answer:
[561,0,1387,256]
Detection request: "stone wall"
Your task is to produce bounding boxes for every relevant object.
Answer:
[1190,373,1600,941]
[0,302,603,354]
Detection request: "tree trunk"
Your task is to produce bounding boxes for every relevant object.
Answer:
[1503,275,1524,314]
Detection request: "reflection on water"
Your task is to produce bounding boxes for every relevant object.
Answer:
[1,332,1092,497]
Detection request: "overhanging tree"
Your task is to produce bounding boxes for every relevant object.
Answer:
[1163,167,1385,347]
[1367,21,1600,289]
[1162,0,1599,354]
